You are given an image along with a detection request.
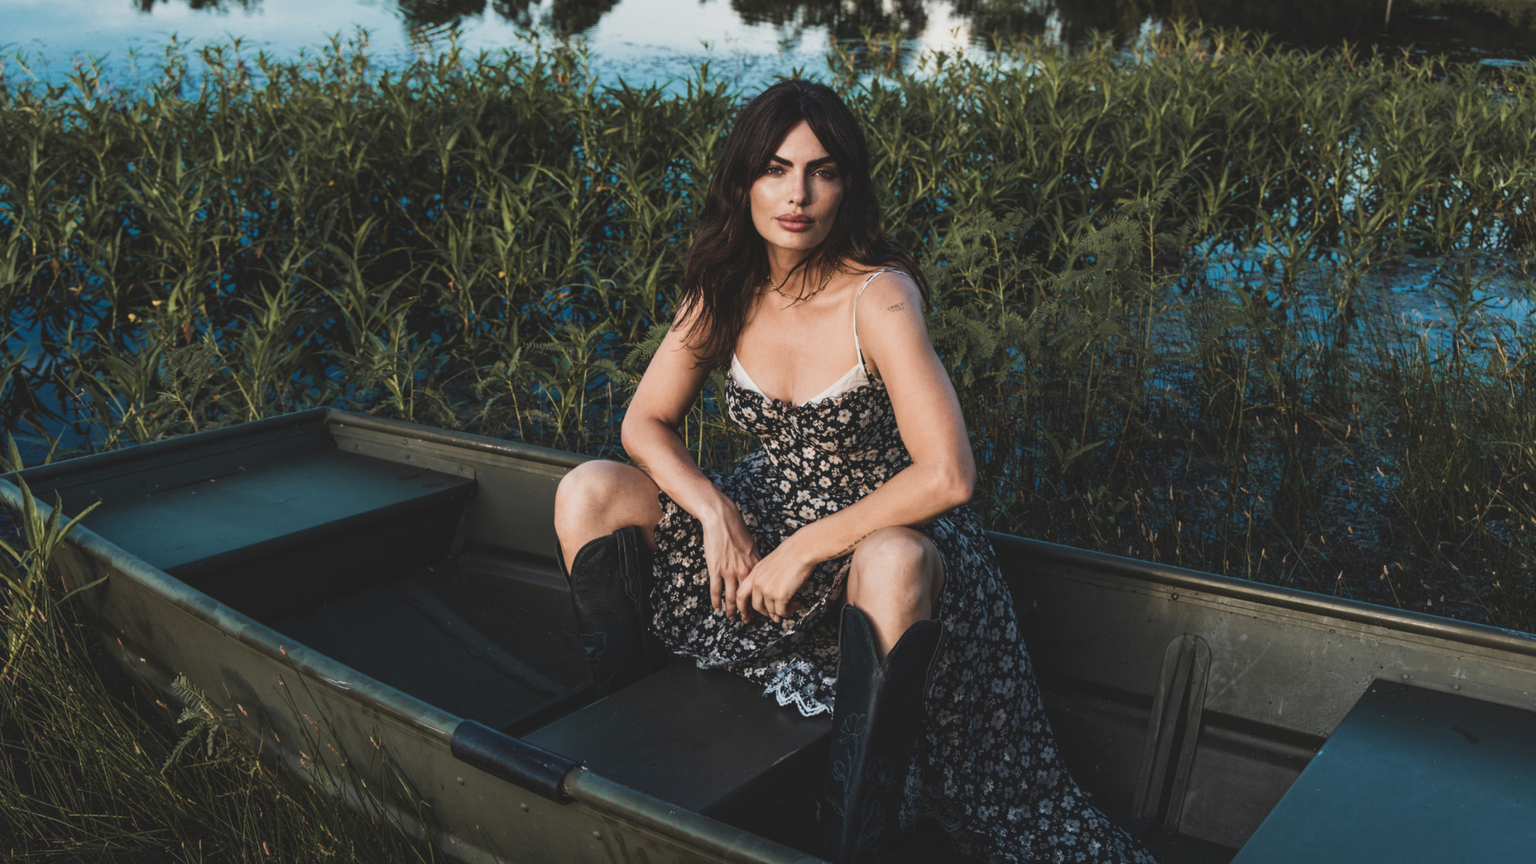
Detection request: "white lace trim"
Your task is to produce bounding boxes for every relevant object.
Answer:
[761,659,834,717]
[730,353,869,407]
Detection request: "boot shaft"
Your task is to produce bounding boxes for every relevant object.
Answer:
[824,605,946,864]
[560,527,668,696]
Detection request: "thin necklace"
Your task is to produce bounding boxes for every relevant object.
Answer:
[770,267,835,303]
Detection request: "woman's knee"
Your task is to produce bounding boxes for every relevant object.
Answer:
[554,461,660,540]
[847,527,942,608]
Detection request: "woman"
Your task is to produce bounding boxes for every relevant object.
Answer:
[554,80,1155,864]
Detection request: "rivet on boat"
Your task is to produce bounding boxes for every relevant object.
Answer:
[456,776,465,785]
[520,803,529,811]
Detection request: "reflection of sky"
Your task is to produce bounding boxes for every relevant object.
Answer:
[0,0,976,86]
[7,0,1536,87]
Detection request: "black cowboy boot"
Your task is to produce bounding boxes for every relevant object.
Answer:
[558,526,669,697]
[824,604,947,864]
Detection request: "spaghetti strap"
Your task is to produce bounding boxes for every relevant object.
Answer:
[852,269,900,371]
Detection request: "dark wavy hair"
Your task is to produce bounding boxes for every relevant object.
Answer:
[677,80,925,368]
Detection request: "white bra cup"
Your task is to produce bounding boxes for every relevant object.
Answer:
[730,354,868,406]
[729,269,899,407]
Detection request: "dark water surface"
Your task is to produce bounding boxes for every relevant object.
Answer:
[3,0,1535,85]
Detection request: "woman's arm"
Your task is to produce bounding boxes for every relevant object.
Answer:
[622,309,762,617]
[740,271,976,622]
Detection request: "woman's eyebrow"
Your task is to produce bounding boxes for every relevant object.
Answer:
[768,154,838,169]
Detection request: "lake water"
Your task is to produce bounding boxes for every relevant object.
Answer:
[4,0,1536,87]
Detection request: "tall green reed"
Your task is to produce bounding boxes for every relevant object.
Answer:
[0,25,1532,631]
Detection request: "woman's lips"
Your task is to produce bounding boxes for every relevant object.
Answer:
[776,215,814,232]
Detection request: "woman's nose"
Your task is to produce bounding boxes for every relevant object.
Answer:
[788,171,808,205]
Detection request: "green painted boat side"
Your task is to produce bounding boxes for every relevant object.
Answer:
[988,534,1536,851]
[5,409,1536,862]
[3,410,823,864]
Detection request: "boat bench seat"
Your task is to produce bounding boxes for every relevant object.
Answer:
[1232,679,1536,864]
[524,664,832,816]
[81,448,477,619]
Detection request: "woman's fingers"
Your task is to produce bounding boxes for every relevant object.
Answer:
[746,584,791,624]
[718,547,798,624]
[736,574,755,622]
[702,513,761,621]
[721,569,739,618]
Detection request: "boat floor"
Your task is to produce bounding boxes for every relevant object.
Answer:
[265,553,591,736]
[261,554,1232,864]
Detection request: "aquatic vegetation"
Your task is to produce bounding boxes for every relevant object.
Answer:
[1,28,1532,623]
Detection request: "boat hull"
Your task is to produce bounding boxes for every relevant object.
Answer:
[7,409,1536,862]
[9,410,823,864]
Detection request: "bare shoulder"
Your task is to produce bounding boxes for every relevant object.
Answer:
[853,270,933,384]
[854,269,924,323]
[669,293,706,334]
[663,295,719,361]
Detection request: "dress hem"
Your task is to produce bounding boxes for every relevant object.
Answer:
[764,681,833,718]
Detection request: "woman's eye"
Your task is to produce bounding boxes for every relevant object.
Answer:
[765,165,785,175]
[815,169,838,180]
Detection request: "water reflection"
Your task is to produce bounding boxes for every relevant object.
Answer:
[404,0,621,33]
[52,0,1536,65]
[134,0,263,10]
[959,0,1536,60]
[731,0,930,46]
[135,0,264,9]
[397,0,490,28]
[543,0,622,35]
[489,0,538,29]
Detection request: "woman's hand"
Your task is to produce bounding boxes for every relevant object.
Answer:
[701,504,761,619]
[737,536,815,624]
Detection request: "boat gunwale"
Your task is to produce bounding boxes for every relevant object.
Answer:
[3,408,589,491]
[323,410,589,471]
[5,408,334,487]
[992,532,1536,660]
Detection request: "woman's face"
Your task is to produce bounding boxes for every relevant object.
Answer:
[749,120,844,256]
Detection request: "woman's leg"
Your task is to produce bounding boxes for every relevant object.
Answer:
[826,527,947,863]
[553,460,663,572]
[553,460,669,695]
[845,527,945,659]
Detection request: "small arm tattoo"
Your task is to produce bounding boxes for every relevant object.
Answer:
[827,531,873,561]
[887,301,907,312]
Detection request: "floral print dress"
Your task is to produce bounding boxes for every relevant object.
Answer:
[648,274,1156,864]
